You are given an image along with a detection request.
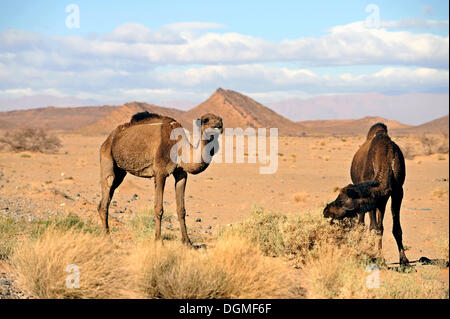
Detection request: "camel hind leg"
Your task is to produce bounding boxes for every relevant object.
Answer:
[98,155,126,233]
[391,188,409,265]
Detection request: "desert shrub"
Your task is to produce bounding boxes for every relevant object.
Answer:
[0,127,62,153]
[9,227,129,298]
[220,208,379,268]
[128,237,298,299]
[219,207,287,257]
[420,135,438,155]
[401,143,416,160]
[282,211,379,268]
[293,192,309,204]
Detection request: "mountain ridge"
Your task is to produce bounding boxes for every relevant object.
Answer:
[0,89,447,136]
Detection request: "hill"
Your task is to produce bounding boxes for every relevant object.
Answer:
[392,114,449,136]
[299,116,411,136]
[179,88,308,136]
[0,105,116,131]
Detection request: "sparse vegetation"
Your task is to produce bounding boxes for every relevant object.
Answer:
[10,227,128,299]
[220,208,379,267]
[129,237,298,298]
[432,188,448,199]
[293,192,309,205]
[2,207,448,299]
[0,128,62,153]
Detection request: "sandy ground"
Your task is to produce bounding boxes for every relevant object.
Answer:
[0,134,448,264]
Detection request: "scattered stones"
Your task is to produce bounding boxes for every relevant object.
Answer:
[0,272,30,299]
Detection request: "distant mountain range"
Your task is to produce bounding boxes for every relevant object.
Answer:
[0,89,448,136]
[268,93,449,126]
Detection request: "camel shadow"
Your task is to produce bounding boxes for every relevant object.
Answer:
[387,256,449,273]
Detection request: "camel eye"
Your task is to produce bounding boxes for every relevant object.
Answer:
[202,118,209,124]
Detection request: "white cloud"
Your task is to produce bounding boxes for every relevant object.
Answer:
[1,20,448,70]
[156,65,448,94]
[381,18,448,30]
[0,20,448,104]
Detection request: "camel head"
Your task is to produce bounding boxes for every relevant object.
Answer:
[198,113,223,139]
[366,122,387,140]
[323,181,379,220]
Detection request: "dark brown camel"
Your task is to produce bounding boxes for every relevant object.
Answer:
[323,123,409,265]
[97,111,223,245]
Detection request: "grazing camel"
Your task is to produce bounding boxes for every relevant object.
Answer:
[98,111,223,245]
[323,123,409,265]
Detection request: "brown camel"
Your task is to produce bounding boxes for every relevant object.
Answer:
[97,111,223,245]
[323,123,409,265]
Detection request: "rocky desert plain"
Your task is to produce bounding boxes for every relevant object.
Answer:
[0,89,448,299]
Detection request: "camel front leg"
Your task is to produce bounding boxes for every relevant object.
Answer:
[154,174,166,242]
[174,170,192,246]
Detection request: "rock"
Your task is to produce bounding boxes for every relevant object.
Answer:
[195,218,202,223]
[207,225,212,229]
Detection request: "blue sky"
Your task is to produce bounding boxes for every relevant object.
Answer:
[0,0,448,113]
[1,0,448,38]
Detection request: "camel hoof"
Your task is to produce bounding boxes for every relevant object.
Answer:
[400,256,410,266]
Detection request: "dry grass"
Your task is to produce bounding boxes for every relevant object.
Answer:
[128,237,299,299]
[293,192,309,204]
[282,211,379,268]
[221,208,379,268]
[9,227,129,298]
[302,243,449,299]
[219,207,286,257]
[4,208,448,299]
[432,188,448,199]
[302,243,371,298]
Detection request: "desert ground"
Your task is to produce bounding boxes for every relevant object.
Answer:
[0,131,448,298]
[0,133,448,261]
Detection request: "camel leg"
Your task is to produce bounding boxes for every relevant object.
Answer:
[368,209,377,232]
[154,174,166,242]
[174,170,192,245]
[98,161,126,233]
[375,197,388,251]
[392,188,409,265]
[357,212,365,225]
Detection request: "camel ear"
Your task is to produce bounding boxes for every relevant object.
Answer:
[356,197,377,213]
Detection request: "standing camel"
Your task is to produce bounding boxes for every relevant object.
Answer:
[97,111,223,245]
[323,123,409,265]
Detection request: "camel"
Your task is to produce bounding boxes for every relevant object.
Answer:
[97,111,223,245]
[323,123,409,265]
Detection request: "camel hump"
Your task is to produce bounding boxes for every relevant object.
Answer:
[366,122,388,140]
[130,111,162,123]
